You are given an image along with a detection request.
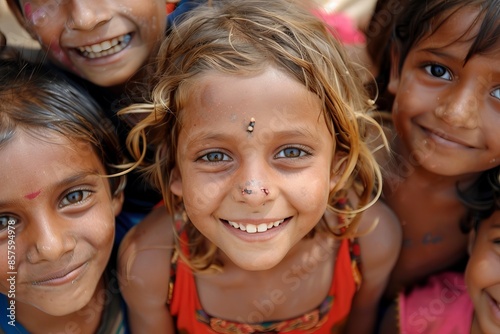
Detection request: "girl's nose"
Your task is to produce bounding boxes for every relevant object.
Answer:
[26,215,76,263]
[235,179,276,208]
[434,84,480,129]
[65,0,112,31]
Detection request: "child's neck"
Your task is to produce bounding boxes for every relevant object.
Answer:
[16,277,106,334]
[195,235,338,322]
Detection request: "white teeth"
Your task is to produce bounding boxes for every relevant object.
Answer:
[227,219,285,234]
[91,44,102,52]
[257,223,267,232]
[76,34,131,59]
[246,225,257,233]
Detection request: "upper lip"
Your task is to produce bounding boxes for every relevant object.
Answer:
[223,218,286,225]
[66,32,131,49]
[30,262,87,285]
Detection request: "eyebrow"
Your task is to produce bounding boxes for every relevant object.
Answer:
[0,170,102,208]
[417,48,459,61]
[185,127,320,147]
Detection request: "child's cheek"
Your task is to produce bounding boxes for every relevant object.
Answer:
[48,43,79,74]
[24,0,62,27]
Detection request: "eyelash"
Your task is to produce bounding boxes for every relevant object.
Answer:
[423,63,453,81]
[59,189,94,208]
[197,145,312,163]
[422,64,500,100]
[198,151,232,163]
[274,145,311,159]
[491,87,500,101]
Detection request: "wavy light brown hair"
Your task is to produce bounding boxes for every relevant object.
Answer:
[122,0,387,271]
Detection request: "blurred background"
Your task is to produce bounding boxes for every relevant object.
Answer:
[0,1,39,50]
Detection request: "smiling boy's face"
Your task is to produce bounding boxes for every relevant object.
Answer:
[9,0,167,88]
[0,130,122,316]
[466,210,500,334]
[388,6,500,177]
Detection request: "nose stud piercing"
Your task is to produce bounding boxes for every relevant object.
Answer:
[247,117,256,133]
[241,188,269,195]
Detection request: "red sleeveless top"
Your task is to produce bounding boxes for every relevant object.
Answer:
[168,234,361,333]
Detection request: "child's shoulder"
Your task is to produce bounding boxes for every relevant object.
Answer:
[350,194,401,294]
[355,197,401,265]
[330,192,401,275]
[117,205,175,312]
[119,204,175,253]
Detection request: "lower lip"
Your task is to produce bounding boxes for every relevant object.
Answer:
[422,127,470,149]
[32,262,89,287]
[223,218,290,242]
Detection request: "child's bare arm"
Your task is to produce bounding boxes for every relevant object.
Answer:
[344,200,402,334]
[118,206,175,333]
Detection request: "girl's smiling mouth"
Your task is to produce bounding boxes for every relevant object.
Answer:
[222,218,289,233]
[76,33,132,59]
[420,125,477,149]
[31,262,89,287]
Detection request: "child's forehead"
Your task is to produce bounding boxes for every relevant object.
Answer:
[175,67,328,146]
[0,130,103,194]
[423,6,483,45]
[420,4,500,54]
[3,128,95,160]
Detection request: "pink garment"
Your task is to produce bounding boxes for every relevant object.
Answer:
[399,272,473,334]
[313,11,365,45]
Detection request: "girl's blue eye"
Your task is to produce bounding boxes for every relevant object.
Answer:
[60,190,91,207]
[200,152,231,162]
[491,88,500,100]
[275,147,307,158]
[424,64,452,81]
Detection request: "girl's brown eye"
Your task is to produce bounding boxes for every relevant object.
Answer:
[60,190,92,207]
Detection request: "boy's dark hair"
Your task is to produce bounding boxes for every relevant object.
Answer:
[0,49,125,195]
[367,0,500,111]
[459,167,500,232]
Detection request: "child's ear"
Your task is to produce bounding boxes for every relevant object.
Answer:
[330,153,347,192]
[467,230,477,256]
[169,167,183,197]
[387,43,401,95]
[112,191,125,217]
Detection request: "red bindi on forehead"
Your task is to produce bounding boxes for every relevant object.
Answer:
[24,190,41,200]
